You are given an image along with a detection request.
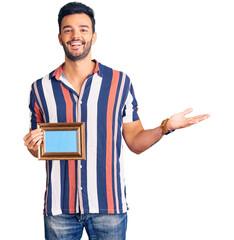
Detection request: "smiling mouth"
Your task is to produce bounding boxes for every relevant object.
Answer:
[71,42,82,46]
[67,40,85,47]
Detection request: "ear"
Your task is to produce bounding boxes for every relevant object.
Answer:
[58,33,63,46]
[92,32,97,45]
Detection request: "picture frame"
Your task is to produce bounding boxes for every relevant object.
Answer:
[37,122,86,160]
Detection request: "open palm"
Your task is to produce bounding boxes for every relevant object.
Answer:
[167,108,210,130]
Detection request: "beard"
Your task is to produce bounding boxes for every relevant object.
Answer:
[61,39,92,62]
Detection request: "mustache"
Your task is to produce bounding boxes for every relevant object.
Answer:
[66,39,86,45]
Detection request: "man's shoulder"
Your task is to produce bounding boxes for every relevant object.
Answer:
[31,69,57,86]
[98,62,130,80]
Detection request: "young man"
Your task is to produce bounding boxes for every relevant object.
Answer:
[23,2,209,239]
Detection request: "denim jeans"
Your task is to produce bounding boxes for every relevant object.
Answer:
[44,212,127,240]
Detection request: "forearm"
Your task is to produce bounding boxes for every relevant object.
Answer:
[128,126,164,154]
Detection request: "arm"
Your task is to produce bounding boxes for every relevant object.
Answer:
[23,128,43,158]
[122,108,210,155]
[25,85,44,158]
[122,120,164,154]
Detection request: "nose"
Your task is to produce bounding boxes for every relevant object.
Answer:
[72,28,81,40]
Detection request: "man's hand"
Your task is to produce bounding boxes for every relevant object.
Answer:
[166,108,210,131]
[23,128,43,157]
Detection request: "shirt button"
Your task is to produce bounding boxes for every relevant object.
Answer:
[79,101,82,104]
[80,187,83,190]
[80,165,82,168]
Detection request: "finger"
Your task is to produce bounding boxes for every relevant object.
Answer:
[27,135,43,150]
[27,134,43,148]
[182,108,193,116]
[30,139,43,151]
[23,128,42,141]
[24,134,42,147]
[188,114,210,121]
[24,131,43,147]
[31,128,43,134]
[33,139,43,151]
[187,114,210,125]
[23,132,31,141]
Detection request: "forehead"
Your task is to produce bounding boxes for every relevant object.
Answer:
[61,13,92,28]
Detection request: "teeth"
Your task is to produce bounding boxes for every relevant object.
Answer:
[71,42,82,46]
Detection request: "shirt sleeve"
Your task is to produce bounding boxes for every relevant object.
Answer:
[122,82,139,123]
[29,86,43,130]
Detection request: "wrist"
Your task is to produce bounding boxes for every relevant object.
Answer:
[166,119,173,131]
[160,118,175,135]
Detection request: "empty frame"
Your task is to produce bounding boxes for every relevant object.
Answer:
[37,122,86,160]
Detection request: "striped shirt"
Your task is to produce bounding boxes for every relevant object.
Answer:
[29,60,139,216]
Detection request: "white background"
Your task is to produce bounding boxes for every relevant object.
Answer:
[1,0,234,239]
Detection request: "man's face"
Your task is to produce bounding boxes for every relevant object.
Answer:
[58,13,97,61]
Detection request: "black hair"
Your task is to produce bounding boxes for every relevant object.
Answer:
[58,2,95,33]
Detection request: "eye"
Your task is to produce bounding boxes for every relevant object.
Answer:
[64,29,72,33]
[81,29,88,33]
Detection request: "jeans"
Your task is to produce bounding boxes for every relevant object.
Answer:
[44,212,127,240]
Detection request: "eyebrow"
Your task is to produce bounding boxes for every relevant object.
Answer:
[63,25,72,30]
[80,25,89,28]
[63,25,90,30]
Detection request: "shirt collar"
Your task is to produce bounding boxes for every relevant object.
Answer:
[51,59,100,81]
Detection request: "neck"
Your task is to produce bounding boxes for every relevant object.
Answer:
[62,55,95,84]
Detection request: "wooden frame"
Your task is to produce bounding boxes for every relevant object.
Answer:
[37,122,86,160]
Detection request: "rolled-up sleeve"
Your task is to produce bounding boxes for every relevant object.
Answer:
[122,83,139,123]
[29,86,43,130]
